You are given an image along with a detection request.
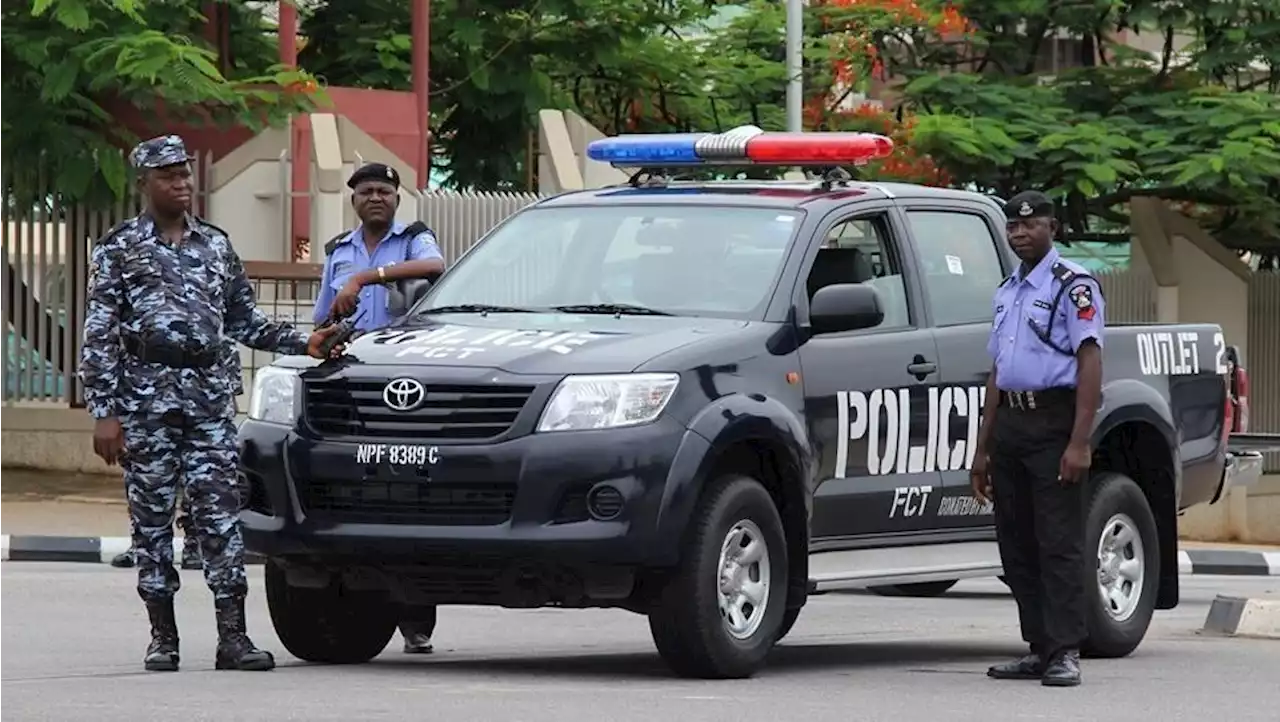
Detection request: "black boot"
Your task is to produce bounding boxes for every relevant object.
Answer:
[214,597,275,671]
[143,599,180,671]
[986,653,1044,680]
[111,549,136,568]
[1042,649,1082,687]
[180,539,202,570]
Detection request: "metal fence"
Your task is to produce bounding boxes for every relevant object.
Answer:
[2,153,215,405]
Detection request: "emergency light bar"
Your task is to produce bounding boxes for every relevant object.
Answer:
[585,125,895,168]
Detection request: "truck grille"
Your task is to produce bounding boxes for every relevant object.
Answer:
[300,480,516,526]
[303,380,535,440]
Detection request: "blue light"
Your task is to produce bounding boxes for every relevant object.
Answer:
[585,134,708,166]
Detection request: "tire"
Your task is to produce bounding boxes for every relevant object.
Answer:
[265,560,398,664]
[647,474,789,679]
[1081,472,1160,658]
[867,580,959,598]
[775,606,802,643]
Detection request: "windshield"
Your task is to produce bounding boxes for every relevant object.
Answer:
[412,204,802,320]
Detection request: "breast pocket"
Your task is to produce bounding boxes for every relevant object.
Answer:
[1023,303,1057,355]
[120,252,166,313]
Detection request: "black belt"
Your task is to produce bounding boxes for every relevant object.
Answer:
[999,387,1075,411]
[121,334,219,369]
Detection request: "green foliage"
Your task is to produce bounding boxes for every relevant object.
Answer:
[2,0,322,208]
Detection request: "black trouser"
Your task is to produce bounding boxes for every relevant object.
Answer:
[990,393,1087,660]
[399,606,437,638]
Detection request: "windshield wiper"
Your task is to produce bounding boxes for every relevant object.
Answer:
[551,303,673,316]
[416,304,540,316]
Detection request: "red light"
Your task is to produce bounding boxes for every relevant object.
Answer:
[744,133,894,164]
[1233,365,1250,433]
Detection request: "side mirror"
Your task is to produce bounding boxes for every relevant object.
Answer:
[809,283,883,335]
[387,278,434,317]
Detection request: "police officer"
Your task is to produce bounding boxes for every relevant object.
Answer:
[312,162,445,331]
[79,134,343,672]
[314,161,446,655]
[971,190,1105,688]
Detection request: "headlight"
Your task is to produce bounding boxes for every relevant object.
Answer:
[537,373,680,432]
[248,366,300,425]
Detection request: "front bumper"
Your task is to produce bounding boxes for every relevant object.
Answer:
[237,413,702,568]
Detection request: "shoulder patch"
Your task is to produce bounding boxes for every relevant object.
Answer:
[1068,282,1097,321]
[323,230,351,257]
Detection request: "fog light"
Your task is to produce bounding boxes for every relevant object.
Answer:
[586,484,624,521]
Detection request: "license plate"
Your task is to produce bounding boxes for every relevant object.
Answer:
[354,443,439,468]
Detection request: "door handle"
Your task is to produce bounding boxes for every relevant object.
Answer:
[907,355,937,380]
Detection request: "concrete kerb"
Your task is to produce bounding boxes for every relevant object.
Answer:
[3,535,1278,575]
[1201,595,1280,640]
[0,535,265,565]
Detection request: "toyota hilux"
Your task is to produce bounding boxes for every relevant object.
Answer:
[238,128,1275,679]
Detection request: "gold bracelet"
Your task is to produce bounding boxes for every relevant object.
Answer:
[377,266,387,282]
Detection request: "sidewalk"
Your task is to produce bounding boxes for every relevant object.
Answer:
[2,469,128,537]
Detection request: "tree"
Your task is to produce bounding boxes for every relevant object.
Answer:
[298,0,720,190]
[798,0,1280,252]
[2,0,322,208]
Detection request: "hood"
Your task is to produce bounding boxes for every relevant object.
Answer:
[294,313,751,375]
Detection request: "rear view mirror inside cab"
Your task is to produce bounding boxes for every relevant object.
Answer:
[809,283,884,335]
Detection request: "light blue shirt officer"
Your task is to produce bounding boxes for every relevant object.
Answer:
[313,163,445,332]
[988,193,1105,392]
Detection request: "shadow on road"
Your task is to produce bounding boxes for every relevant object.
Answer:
[303,638,1024,680]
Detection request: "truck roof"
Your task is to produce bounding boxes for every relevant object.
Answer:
[535,180,1004,213]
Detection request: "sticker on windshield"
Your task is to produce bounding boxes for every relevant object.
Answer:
[365,325,609,358]
[945,255,964,275]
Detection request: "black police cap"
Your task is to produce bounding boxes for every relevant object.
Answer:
[347,162,401,190]
[1004,190,1055,220]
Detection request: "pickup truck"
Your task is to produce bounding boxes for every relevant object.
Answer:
[237,128,1273,679]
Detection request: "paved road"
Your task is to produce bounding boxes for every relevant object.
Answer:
[3,563,1278,722]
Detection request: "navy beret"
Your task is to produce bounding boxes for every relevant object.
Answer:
[347,163,400,190]
[1004,191,1055,220]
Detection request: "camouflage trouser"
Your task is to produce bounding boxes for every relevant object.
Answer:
[123,414,246,603]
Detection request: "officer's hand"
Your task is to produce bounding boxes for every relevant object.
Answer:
[1059,441,1091,485]
[970,451,993,504]
[332,277,364,317]
[93,417,125,466]
[305,325,346,359]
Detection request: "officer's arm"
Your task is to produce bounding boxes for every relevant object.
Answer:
[78,241,125,419]
[223,248,310,355]
[313,255,337,326]
[1065,278,1106,447]
[385,230,445,281]
[976,364,999,454]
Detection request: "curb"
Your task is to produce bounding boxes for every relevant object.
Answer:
[2,535,1278,574]
[1201,595,1280,639]
[1179,549,1280,576]
[0,535,266,565]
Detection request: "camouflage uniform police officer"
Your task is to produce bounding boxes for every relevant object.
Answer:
[79,134,342,672]
[970,190,1105,688]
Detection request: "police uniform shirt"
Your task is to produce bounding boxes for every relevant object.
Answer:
[79,213,310,420]
[313,222,444,331]
[988,246,1106,392]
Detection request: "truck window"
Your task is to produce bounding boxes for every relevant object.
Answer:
[806,213,910,329]
[417,205,801,320]
[903,210,1005,327]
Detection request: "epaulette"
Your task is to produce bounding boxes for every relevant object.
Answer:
[404,221,430,237]
[93,218,135,247]
[1050,261,1080,285]
[999,274,1015,288]
[323,230,352,257]
[193,216,231,239]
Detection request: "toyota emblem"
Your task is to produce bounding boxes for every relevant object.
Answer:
[383,378,426,412]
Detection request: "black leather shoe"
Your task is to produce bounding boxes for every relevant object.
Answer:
[1042,650,1082,687]
[987,654,1044,680]
[180,542,202,570]
[111,551,135,568]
